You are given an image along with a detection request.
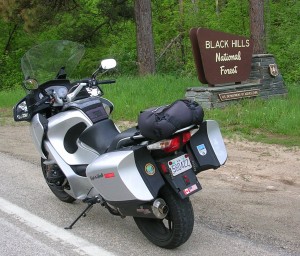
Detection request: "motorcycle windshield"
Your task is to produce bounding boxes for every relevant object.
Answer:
[21,40,85,85]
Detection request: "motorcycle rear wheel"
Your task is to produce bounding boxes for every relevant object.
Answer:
[133,185,194,249]
[41,159,76,203]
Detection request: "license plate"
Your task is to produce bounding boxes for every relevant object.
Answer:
[168,154,192,177]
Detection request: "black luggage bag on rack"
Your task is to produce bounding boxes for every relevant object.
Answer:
[138,99,204,140]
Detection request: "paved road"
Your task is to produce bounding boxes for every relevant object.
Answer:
[0,151,297,256]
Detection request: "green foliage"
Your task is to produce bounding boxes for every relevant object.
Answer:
[0,20,36,89]
[0,0,300,91]
[96,0,134,21]
[266,0,300,83]
[0,0,79,32]
[0,53,23,89]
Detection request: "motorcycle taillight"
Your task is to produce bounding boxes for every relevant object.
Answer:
[147,131,192,153]
[182,130,191,143]
[162,136,181,153]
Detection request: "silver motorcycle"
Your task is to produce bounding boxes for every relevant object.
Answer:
[14,40,227,249]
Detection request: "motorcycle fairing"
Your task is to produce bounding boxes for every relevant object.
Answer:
[64,122,87,154]
[44,140,97,199]
[30,114,48,159]
[47,110,98,165]
[189,120,227,173]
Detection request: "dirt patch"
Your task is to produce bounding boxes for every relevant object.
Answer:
[0,122,299,193]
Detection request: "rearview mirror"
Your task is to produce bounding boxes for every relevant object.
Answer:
[23,78,38,90]
[101,59,117,70]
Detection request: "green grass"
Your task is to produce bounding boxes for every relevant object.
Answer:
[0,89,26,126]
[0,89,26,108]
[102,75,199,120]
[1,76,299,146]
[205,84,300,146]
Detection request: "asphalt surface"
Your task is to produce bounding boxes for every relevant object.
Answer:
[0,152,298,256]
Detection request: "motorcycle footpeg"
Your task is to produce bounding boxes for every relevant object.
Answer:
[83,195,103,205]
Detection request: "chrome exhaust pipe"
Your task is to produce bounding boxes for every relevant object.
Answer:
[152,198,169,219]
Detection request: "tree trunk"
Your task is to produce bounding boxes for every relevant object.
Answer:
[178,0,186,64]
[134,0,155,75]
[3,23,18,54]
[249,0,266,54]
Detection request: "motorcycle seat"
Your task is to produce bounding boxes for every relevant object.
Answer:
[79,119,120,154]
[107,127,143,152]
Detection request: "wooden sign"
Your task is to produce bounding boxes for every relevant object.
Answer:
[190,28,254,86]
[219,89,260,101]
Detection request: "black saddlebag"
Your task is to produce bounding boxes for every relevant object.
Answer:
[187,120,227,173]
[138,99,204,140]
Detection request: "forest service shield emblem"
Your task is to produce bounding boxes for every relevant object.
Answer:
[269,64,279,77]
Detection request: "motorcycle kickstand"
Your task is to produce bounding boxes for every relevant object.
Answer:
[65,196,101,230]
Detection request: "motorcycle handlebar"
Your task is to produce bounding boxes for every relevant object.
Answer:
[97,79,116,85]
[71,79,115,87]
[67,79,116,103]
[66,82,87,102]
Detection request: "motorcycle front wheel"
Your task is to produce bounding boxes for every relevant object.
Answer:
[41,159,76,203]
[133,185,194,249]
